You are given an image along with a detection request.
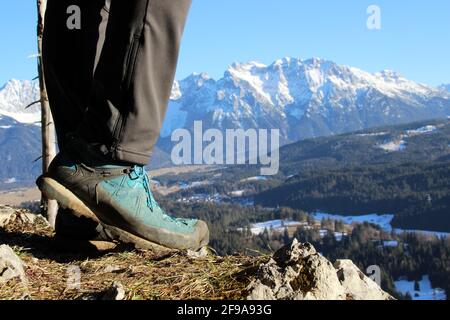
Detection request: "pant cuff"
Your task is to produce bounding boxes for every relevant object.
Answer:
[112,145,151,166]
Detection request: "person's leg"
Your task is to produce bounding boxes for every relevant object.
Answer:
[43,0,111,241]
[39,0,209,251]
[77,0,192,165]
[43,0,109,148]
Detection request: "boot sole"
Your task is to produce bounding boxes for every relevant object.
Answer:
[53,237,119,252]
[37,176,176,254]
[37,176,100,223]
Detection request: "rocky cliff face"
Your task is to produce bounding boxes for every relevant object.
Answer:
[0,205,391,300]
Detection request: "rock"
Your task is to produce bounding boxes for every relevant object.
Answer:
[334,260,394,300]
[0,205,49,228]
[18,212,48,226]
[0,206,15,228]
[102,281,126,300]
[102,265,125,274]
[187,246,210,259]
[247,239,393,300]
[82,281,126,300]
[0,245,27,284]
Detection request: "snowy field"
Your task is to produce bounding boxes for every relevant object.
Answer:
[313,212,450,238]
[247,219,306,235]
[395,275,446,300]
[248,212,450,239]
[246,219,347,240]
[406,125,437,135]
[240,176,268,183]
[313,212,395,232]
[376,124,438,152]
[230,190,246,197]
[378,140,406,152]
[179,181,209,189]
[357,132,388,137]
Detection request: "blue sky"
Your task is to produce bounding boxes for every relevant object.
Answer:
[0,0,449,86]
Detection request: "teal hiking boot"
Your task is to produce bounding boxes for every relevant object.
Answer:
[36,144,209,252]
[53,207,120,252]
[55,206,100,240]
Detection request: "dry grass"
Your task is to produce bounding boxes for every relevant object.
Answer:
[0,209,266,300]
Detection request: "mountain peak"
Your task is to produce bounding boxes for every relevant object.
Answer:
[304,57,325,64]
[439,84,450,92]
[227,60,267,73]
[162,56,450,141]
[376,70,402,80]
[189,72,210,80]
[0,79,41,124]
[272,57,294,66]
[180,72,214,90]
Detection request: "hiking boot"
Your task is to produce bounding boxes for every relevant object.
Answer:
[55,207,100,240]
[53,207,121,252]
[36,142,209,251]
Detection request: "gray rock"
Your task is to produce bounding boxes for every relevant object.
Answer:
[187,246,210,259]
[102,281,126,300]
[334,260,394,300]
[82,281,126,300]
[247,239,393,300]
[0,205,49,228]
[0,245,27,284]
[102,265,125,274]
[0,206,15,228]
[18,212,47,225]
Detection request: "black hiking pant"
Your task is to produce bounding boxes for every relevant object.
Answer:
[43,0,192,165]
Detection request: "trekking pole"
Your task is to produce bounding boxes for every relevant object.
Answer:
[37,0,58,227]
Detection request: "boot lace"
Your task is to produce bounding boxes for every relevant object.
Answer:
[131,166,188,226]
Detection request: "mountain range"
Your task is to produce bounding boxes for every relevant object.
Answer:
[163,57,450,144]
[0,115,41,188]
[1,57,450,187]
[0,79,41,124]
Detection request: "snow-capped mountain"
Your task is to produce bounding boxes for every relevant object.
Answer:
[162,57,450,143]
[439,84,450,92]
[0,80,42,188]
[1,58,450,187]
[0,114,42,188]
[2,59,449,144]
[0,79,41,124]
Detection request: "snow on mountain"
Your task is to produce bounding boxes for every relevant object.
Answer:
[0,114,42,188]
[378,140,407,152]
[1,59,449,187]
[2,58,450,149]
[439,84,450,92]
[0,79,41,124]
[161,57,450,144]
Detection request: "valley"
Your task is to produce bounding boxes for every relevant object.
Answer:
[1,59,449,300]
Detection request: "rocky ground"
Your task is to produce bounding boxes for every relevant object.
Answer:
[0,205,393,300]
